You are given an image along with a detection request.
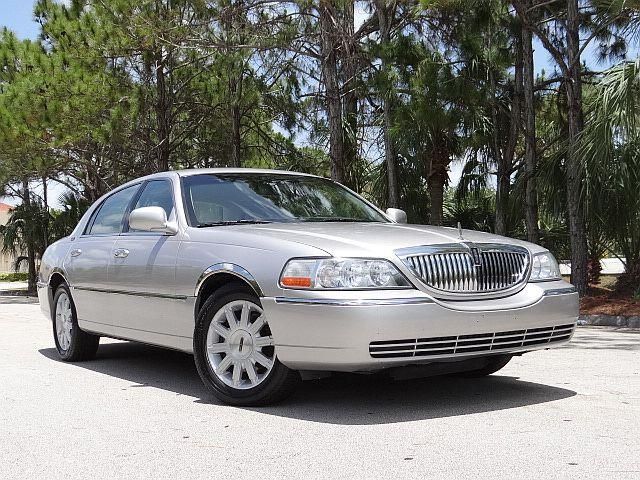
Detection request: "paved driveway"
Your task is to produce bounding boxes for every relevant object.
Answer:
[1,297,638,480]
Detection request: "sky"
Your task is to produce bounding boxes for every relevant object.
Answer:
[0,1,632,207]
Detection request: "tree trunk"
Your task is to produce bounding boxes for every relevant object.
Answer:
[42,175,49,250]
[155,49,171,172]
[375,0,399,208]
[22,179,36,294]
[230,73,243,167]
[341,0,358,190]
[319,1,345,183]
[428,147,448,226]
[496,38,522,236]
[522,15,539,244]
[565,0,588,295]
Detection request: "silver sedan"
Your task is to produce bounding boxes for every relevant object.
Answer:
[37,169,578,405]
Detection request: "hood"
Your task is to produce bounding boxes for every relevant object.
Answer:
[241,222,545,258]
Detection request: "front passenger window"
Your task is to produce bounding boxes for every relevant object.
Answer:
[88,185,139,235]
[131,180,174,218]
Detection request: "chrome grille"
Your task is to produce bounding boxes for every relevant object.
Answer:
[399,244,529,293]
[369,323,575,359]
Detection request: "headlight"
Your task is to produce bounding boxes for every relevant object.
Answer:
[280,258,413,289]
[529,252,561,281]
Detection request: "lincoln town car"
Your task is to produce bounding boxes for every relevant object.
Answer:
[38,169,578,405]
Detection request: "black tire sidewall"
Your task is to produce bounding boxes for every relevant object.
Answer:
[193,287,296,405]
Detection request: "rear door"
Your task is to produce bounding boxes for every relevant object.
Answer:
[108,179,187,338]
[65,184,140,327]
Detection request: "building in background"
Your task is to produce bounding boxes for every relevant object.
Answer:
[0,202,24,273]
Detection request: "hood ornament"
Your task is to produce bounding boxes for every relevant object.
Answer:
[457,221,464,240]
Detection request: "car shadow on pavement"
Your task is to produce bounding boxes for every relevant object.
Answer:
[39,341,576,425]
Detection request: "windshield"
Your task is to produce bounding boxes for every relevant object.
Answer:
[181,173,389,226]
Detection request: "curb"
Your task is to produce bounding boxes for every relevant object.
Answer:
[0,290,30,297]
[578,314,640,328]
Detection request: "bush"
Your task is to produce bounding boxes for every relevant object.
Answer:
[0,272,28,282]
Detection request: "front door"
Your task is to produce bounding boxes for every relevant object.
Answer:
[107,179,189,340]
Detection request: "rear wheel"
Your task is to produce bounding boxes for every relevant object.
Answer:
[459,354,513,377]
[52,283,100,361]
[193,284,300,406]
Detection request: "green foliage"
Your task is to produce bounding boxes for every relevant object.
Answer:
[0,272,28,281]
[1,0,640,295]
[443,188,495,232]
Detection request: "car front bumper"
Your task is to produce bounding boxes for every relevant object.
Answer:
[262,281,578,372]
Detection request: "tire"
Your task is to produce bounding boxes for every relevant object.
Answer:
[193,283,300,406]
[52,283,100,361]
[459,354,513,377]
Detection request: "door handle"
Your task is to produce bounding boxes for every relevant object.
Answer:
[113,248,130,258]
[70,249,82,257]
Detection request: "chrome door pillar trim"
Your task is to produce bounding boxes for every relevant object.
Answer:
[195,263,264,298]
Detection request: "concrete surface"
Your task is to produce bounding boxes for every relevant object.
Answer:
[0,298,638,480]
[0,281,28,293]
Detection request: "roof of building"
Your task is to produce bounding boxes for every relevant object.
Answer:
[0,202,12,212]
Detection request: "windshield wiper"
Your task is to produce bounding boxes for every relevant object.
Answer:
[196,220,272,227]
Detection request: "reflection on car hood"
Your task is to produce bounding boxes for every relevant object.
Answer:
[238,222,543,257]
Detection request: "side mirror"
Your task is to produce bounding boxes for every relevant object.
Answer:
[386,208,407,224]
[129,206,177,234]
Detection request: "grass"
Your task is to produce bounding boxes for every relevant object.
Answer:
[0,272,28,282]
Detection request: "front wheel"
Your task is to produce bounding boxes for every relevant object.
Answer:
[193,284,300,406]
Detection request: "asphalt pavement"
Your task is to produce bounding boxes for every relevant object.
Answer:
[0,296,638,480]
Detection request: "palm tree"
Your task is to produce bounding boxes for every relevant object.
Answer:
[578,59,640,292]
[0,200,48,292]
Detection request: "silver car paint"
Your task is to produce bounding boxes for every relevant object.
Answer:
[37,168,578,371]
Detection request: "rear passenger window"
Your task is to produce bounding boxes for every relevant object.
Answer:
[88,185,139,235]
[132,180,174,218]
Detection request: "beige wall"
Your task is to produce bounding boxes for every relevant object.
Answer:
[0,205,24,273]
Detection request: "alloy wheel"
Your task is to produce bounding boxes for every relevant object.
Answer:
[205,300,276,389]
[55,292,73,351]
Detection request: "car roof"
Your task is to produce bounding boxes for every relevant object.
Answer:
[174,168,321,178]
[126,168,324,184]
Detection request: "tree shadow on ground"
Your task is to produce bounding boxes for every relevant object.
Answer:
[39,341,576,425]
[0,295,38,304]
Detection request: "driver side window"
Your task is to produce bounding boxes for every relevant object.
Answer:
[87,185,139,235]
[128,180,175,232]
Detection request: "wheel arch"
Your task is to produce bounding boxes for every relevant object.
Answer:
[194,263,264,317]
[47,269,70,320]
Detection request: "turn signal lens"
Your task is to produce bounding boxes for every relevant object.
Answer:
[280,258,412,290]
[281,276,312,288]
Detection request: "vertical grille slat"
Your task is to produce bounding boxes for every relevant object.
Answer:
[401,244,529,294]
